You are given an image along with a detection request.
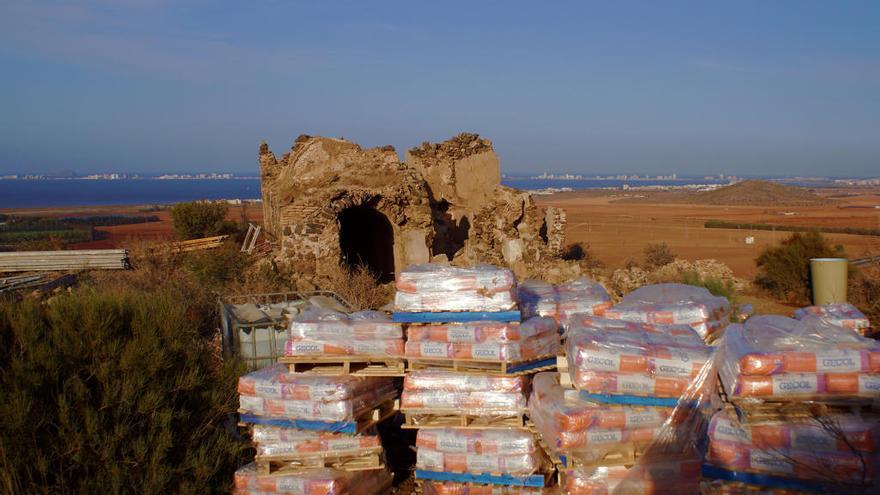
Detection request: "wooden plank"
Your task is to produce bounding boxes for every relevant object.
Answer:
[406,355,557,376]
[278,356,406,377]
[254,447,384,474]
[401,409,526,430]
[0,249,129,272]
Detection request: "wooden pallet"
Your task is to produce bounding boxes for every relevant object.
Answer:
[401,409,526,429]
[414,469,555,489]
[278,356,406,376]
[717,375,879,423]
[240,397,399,434]
[406,355,557,376]
[254,446,384,474]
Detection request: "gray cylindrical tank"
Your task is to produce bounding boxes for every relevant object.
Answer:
[810,258,848,305]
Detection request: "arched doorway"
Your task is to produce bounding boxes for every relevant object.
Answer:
[338,206,395,283]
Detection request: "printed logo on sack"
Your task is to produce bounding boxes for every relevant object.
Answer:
[422,345,446,356]
[862,379,880,391]
[621,381,651,392]
[792,434,834,450]
[822,358,855,368]
[778,381,813,391]
[296,343,321,353]
[256,384,281,396]
[590,431,622,443]
[716,424,750,442]
[658,364,689,376]
[627,413,658,425]
[438,437,467,452]
[586,356,615,368]
[473,348,498,358]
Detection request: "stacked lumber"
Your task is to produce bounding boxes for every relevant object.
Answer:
[170,235,228,252]
[395,263,559,493]
[0,249,129,272]
[705,315,880,493]
[0,273,74,293]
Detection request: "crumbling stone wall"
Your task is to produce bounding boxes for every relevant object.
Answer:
[259,133,567,281]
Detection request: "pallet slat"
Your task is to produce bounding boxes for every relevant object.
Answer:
[278,356,405,376]
[406,355,556,376]
[255,447,384,474]
[401,409,526,430]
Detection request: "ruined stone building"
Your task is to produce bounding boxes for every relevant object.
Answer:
[259,133,566,283]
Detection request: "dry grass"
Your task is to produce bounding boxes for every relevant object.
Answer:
[320,263,395,311]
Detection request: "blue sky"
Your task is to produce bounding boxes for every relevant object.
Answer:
[1,1,878,176]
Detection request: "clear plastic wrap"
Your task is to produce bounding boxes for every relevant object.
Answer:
[403,370,526,414]
[416,428,536,454]
[285,308,403,357]
[529,373,672,456]
[406,318,557,343]
[401,390,526,414]
[518,278,612,323]
[233,464,392,494]
[396,264,516,294]
[563,318,712,398]
[717,315,880,402]
[394,264,517,312]
[416,428,540,475]
[288,308,403,340]
[238,365,394,401]
[603,283,730,339]
[698,479,806,494]
[705,410,877,485]
[405,332,560,361]
[251,426,381,456]
[404,370,524,392]
[563,460,702,495]
[238,366,397,421]
[794,302,872,335]
[420,481,545,495]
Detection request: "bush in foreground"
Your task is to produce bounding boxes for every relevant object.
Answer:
[0,287,246,493]
[643,242,676,270]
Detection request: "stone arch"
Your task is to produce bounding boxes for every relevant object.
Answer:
[338,205,395,283]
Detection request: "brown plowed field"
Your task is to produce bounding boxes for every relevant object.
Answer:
[536,188,880,278]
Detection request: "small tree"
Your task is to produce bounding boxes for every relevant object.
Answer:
[643,242,676,270]
[170,201,234,240]
[755,231,846,303]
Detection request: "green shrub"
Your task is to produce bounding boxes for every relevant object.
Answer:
[184,243,251,289]
[170,201,236,240]
[643,242,675,270]
[0,286,247,493]
[754,231,847,303]
[680,270,736,300]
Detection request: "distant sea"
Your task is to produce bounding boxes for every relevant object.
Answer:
[0,177,732,209]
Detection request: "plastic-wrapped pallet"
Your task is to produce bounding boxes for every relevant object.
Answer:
[416,428,542,475]
[285,308,404,357]
[251,426,381,456]
[794,302,872,336]
[603,283,730,340]
[563,318,712,398]
[563,459,702,495]
[706,409,879,486]
[238,364,397,422]
[529,372,672,464]
[402,370,526,414]
[233,464,392,494]
[717,315,880,402]
[405,317,560,361]
[394,264,517,312]
[420,481,545,494]
[518,278,612,324]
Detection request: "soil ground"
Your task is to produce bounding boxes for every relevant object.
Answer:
[535,187,880,279]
